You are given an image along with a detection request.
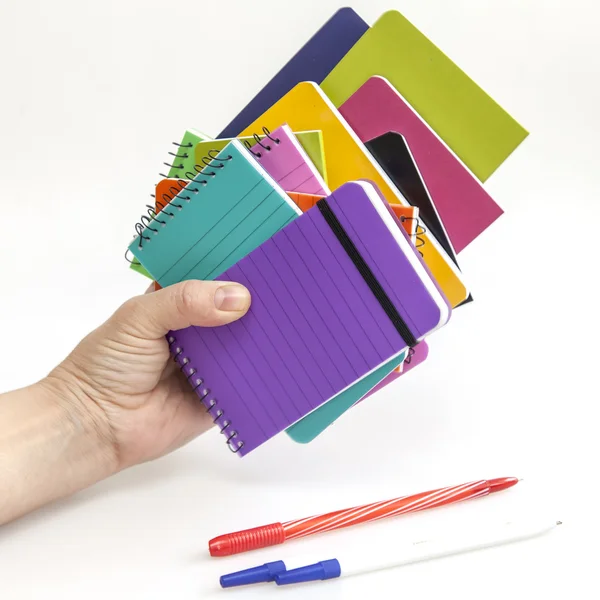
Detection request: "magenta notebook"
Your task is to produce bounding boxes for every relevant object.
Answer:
[250,124,330,195]
[339,76,503,254]
[168,182,451,456]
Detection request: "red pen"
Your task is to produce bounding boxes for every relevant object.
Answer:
[209,477,518,557]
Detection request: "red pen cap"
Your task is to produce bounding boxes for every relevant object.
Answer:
[209,522,286,557]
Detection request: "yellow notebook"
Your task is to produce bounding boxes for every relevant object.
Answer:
[321,10,528,182]
[239,82,468,308]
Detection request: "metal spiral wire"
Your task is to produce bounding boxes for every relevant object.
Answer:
[167,334,244,453]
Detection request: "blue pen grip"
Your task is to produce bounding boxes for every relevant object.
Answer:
[274,559,341,585]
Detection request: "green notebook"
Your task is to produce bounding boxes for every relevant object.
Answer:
[321,10,528,182]
[161,128,209,180]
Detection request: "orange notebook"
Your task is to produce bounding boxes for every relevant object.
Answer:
[286,191,326,212]
[155,178,187,209]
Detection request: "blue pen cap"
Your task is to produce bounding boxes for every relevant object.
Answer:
[220,560,286,588]
[274,559,341,585]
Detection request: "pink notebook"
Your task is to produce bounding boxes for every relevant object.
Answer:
[250,124,330,196]
[339,76,503,254]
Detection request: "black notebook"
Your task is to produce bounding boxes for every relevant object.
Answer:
[366,132,473,306]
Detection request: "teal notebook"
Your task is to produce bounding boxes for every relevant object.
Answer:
[128,140,302,287]
[286,351,407,443]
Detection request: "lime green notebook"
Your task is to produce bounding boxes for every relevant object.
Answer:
[195,130,328,185]
[321,10,528,182]
[161,129,208,179]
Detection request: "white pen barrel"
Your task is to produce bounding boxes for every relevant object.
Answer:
[340,519,559,578]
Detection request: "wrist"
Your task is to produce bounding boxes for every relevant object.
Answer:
[40,371,120,477]
[0,379,118,525]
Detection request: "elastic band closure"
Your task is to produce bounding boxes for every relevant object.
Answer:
[317,198,417,348]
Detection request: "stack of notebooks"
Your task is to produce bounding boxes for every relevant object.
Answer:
[126,8,527,457]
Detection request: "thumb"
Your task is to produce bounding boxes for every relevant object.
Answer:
[115,280,251,339]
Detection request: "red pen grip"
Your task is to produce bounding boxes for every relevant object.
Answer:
[208,522,286,557]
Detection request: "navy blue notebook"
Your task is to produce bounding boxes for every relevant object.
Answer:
[218,8,369,138]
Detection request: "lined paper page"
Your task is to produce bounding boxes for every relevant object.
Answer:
[129,140,301,287]
[171,182,448,455]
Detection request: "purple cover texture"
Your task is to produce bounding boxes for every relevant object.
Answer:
[168,182,448,456]
[217,8,369,138]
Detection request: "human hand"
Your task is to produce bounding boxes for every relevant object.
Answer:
[44,280,251,472]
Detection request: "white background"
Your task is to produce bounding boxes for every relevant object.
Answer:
[0,0,598,597]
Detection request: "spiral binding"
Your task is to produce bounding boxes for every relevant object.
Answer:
[127,126,275,265]
[167,334,244,453]
[243,126,281,158]
[153,179,187,211]
[158,139,194,179]
[152,126,276,204]
[128,151,234,254]
[399,216,426,257]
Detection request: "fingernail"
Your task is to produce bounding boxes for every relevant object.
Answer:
[214,285,250,312]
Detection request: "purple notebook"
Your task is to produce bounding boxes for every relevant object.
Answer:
[217,8,369,138]
[168,182,451,456]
